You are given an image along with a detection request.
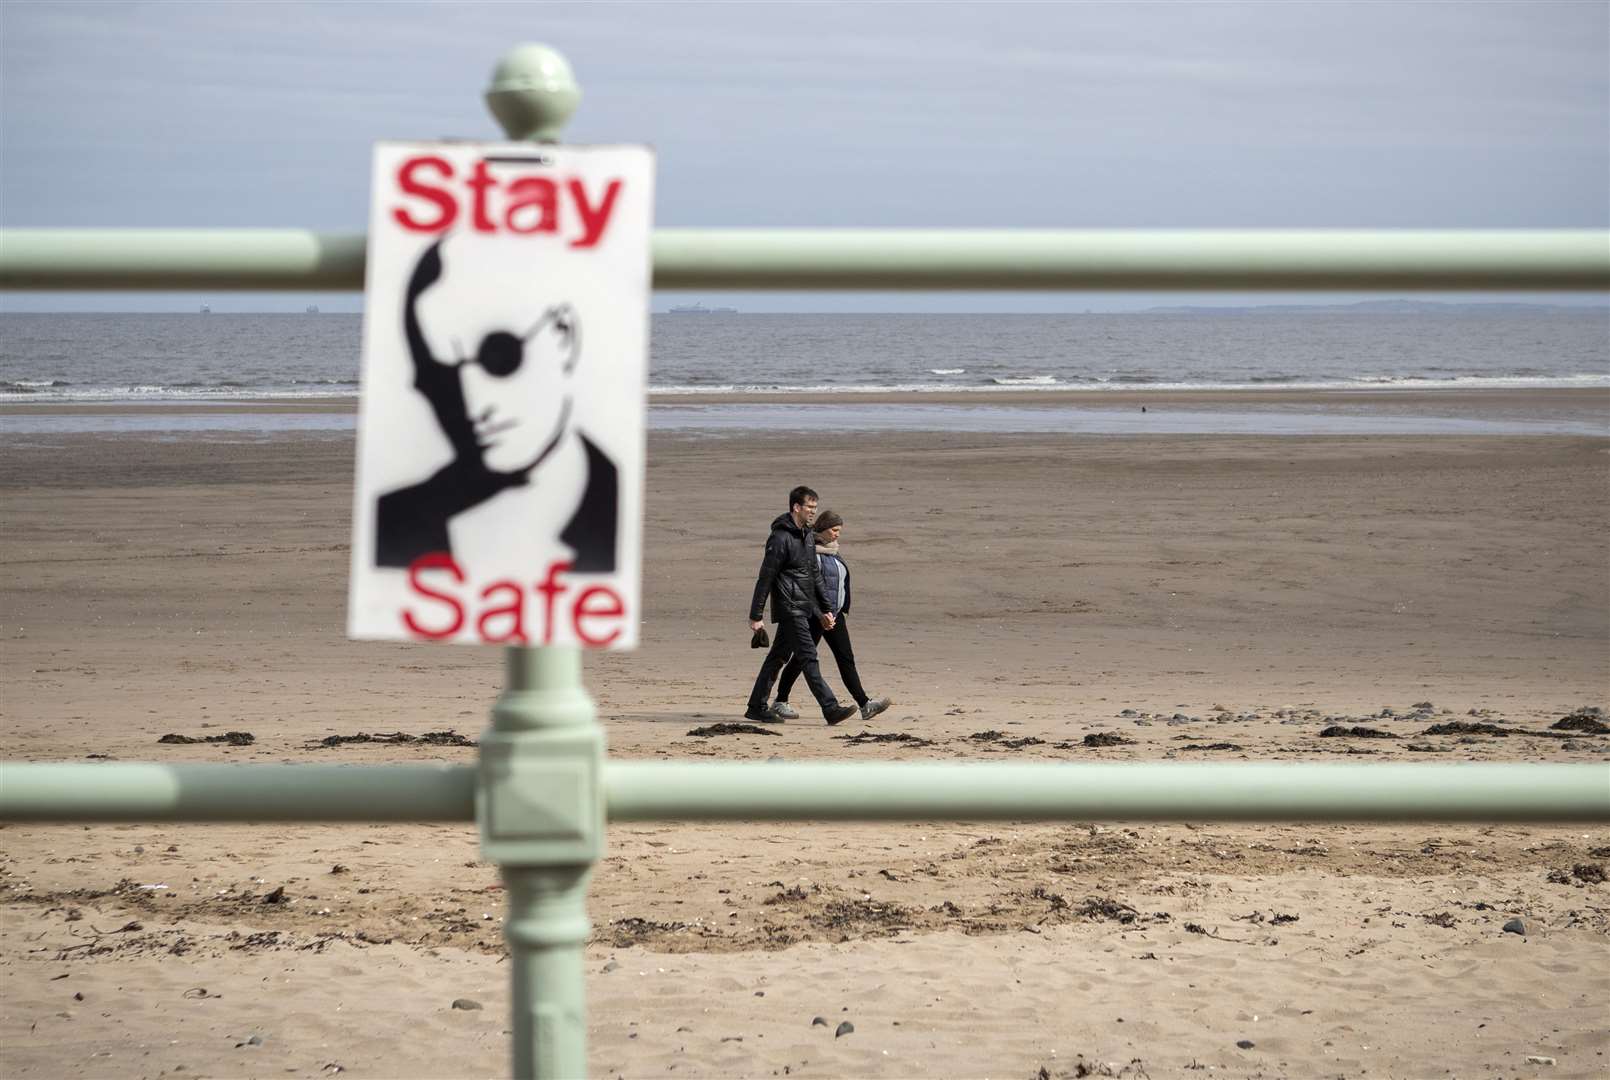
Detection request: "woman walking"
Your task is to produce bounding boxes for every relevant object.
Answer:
[770,510,893,723]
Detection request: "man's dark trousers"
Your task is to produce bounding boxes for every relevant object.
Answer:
[777,616,867,708]
[749,608,836,717]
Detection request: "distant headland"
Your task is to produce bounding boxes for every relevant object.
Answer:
[1141,299,1608,315]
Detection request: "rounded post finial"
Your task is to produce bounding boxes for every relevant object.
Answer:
[485,43,580,143]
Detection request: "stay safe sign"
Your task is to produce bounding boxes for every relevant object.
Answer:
[348,141,655,648]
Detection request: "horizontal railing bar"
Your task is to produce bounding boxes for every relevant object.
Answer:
[652,229,1610,291]
[0,230,368,292]
[7,761,1605,824]
[603,761,1610,823]
[0,763,477,822]
[2,228,1606,292]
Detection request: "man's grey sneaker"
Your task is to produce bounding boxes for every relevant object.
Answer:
[769,700,800,721]
[860,697,893,722]
[825,703,858,726]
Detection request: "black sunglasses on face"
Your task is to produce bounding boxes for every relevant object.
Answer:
[451,306,576,379]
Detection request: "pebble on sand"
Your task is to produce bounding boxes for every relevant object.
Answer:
[450,998,483,1011]
[1236,1039,1255,1049]
[835,1021,855,1038]
[1502,918,1527,935]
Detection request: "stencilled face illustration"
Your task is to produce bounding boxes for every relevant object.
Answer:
[412,234,582,477]
[452,302,579,475]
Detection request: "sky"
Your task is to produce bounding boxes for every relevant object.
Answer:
[1,0,1606,312]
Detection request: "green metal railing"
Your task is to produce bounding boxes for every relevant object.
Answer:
[3,41,1607,1080]
[6,760,1608,824]
[5,225,1608,291]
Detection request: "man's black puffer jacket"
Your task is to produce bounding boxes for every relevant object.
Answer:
[748,513,829,623]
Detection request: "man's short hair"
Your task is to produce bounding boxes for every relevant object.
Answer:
[788,485,818,509]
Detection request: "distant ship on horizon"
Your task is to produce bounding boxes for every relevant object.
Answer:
[667,301,737,314]
[306,305,320,314]
[199,304,210,314]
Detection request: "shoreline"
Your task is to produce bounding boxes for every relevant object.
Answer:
[2,385,1606,415]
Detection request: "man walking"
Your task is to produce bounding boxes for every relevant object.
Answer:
[746,486,859,726]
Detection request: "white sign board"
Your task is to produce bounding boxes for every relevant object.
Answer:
[348,141,654,648]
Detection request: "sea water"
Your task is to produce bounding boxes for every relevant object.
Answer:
[2,311,1606,435]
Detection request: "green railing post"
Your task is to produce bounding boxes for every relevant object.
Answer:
[479,645,604,1080]
[470,44,601,1080]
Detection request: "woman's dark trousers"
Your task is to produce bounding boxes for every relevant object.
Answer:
[778,614,867,708]
[748,608,838,717]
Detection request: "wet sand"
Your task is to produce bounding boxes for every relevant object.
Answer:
[1,400,1608,1078]
[4,384,1607,416]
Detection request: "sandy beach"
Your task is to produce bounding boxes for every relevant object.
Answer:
[2,390,1608,1078]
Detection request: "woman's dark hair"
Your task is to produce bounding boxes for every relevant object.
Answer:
[813,509,844,534]
[788,485,818,509]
